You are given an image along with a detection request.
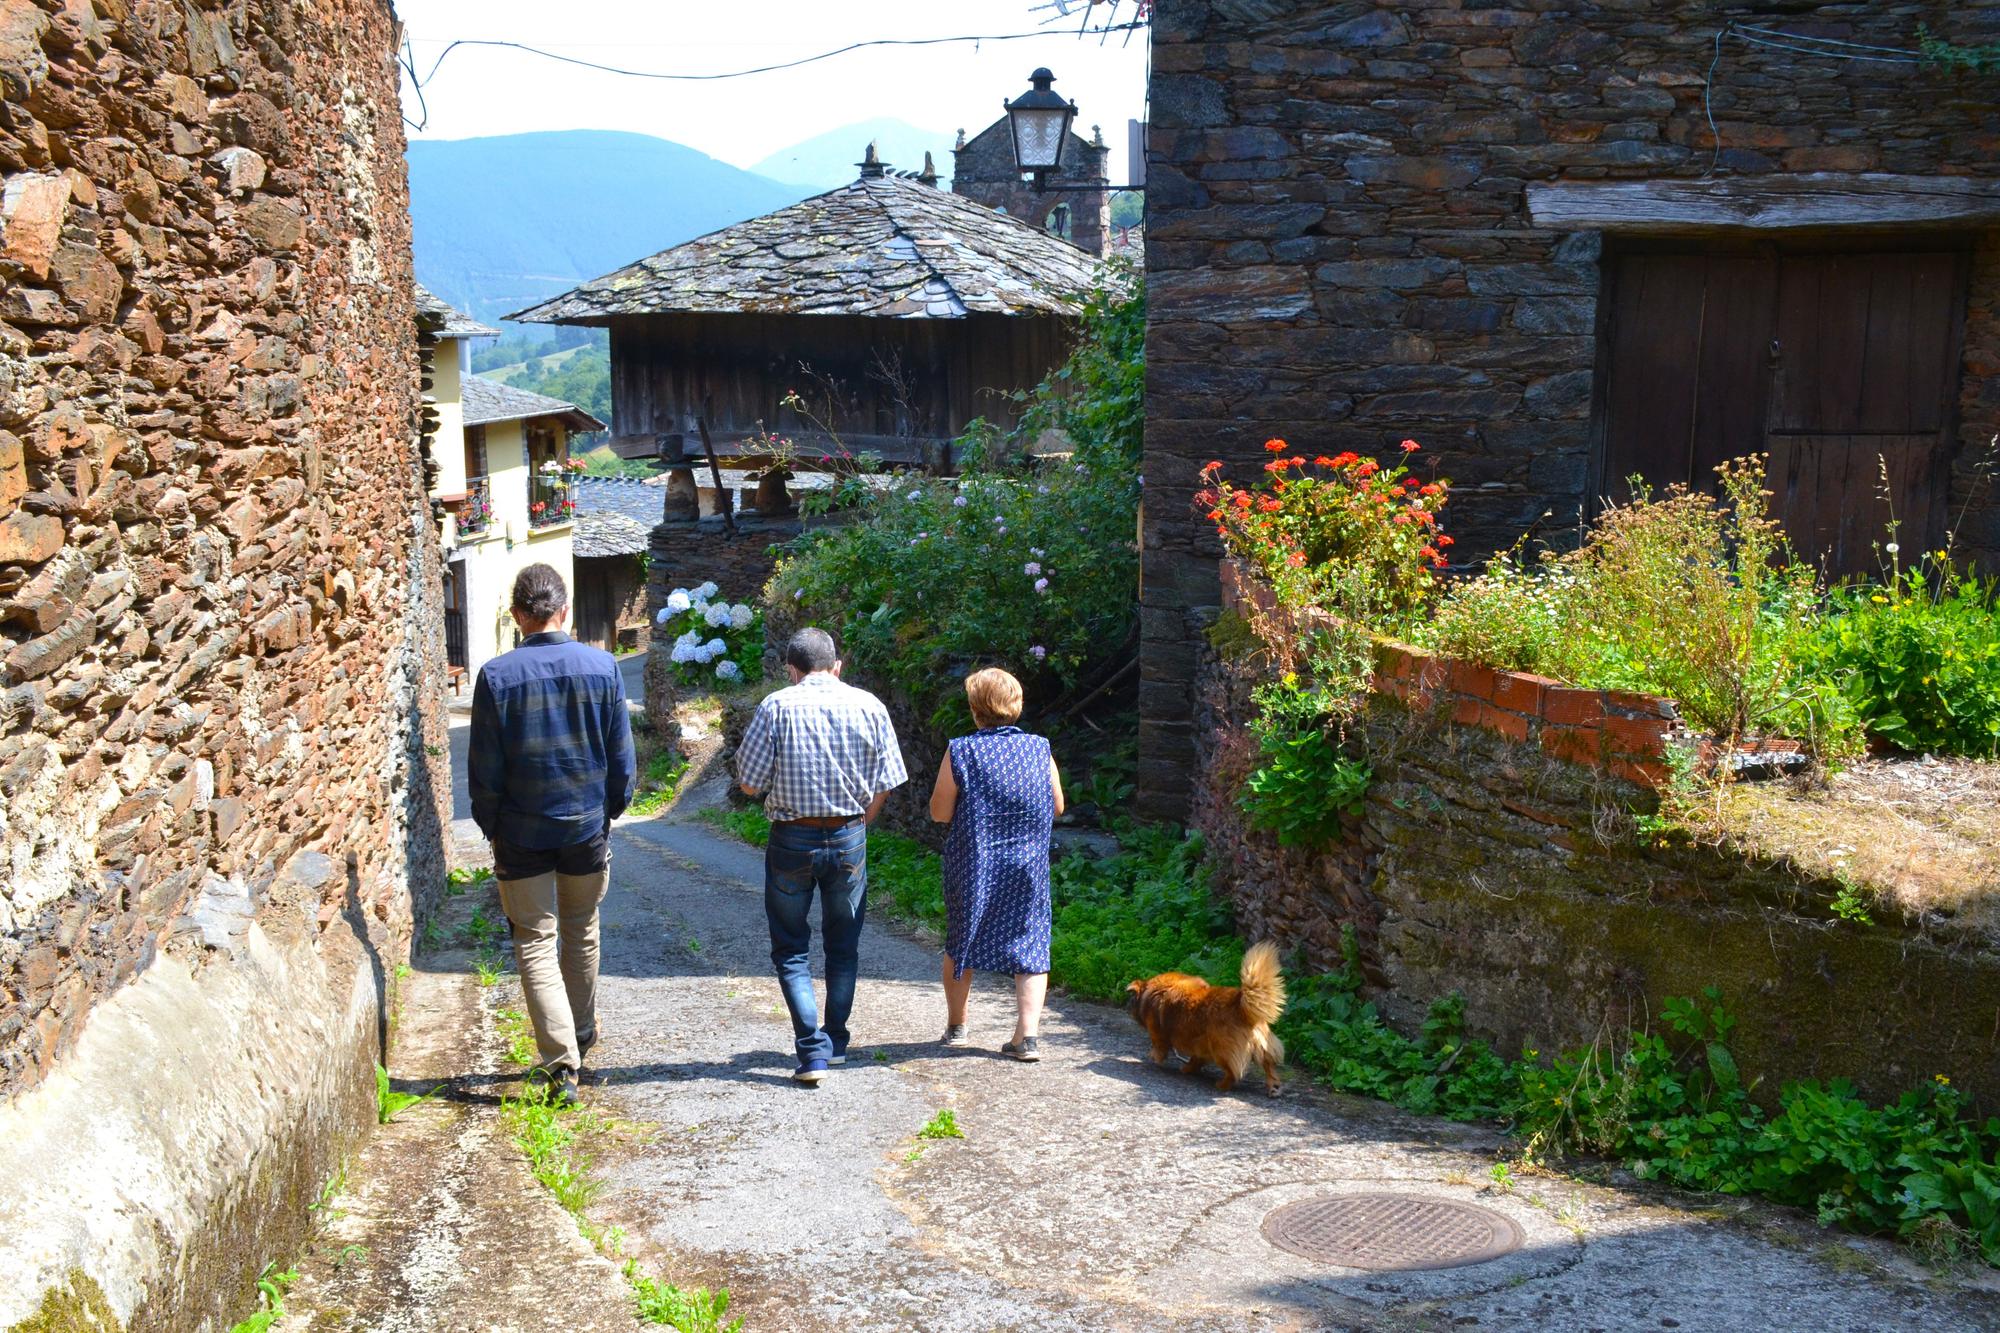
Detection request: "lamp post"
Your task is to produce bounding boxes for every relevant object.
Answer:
[1005,68,1077,191]
[1004,68,1146,196]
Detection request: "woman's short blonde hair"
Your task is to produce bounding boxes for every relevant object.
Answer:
[964,667,1024,728]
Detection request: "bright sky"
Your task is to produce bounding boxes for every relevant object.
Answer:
[395,1,1152,181]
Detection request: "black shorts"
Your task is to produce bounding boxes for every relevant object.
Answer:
[493,828,609,880]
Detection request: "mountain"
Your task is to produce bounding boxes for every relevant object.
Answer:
[749,117,956,193]
[406,130,805,330]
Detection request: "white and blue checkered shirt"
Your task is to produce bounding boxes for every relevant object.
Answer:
[736,672,909,823]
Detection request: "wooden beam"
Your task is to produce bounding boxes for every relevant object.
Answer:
[1526,174,2000,232]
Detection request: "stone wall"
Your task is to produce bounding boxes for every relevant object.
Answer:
[953,118,1112,257]
[1139,0,2000,818]
[0,0,447,1326]
[1193,581,2000,1111]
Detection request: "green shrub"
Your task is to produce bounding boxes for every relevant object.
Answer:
[1238,710,1371,847]
[767,278,1142,717]
[1808,557,2000,757]
[628,750,690,818]
[1419,460,1849,748]
[1049,826,1243,1000]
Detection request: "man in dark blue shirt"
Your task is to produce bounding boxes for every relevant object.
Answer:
[469,563,635,1105]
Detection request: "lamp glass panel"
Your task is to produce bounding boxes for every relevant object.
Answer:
[1012,108,1070,171]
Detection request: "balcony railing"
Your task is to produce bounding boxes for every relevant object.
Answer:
[455,475,494,539]
[529,470,575,529]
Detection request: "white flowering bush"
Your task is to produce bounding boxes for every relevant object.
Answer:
[658,583,763,688]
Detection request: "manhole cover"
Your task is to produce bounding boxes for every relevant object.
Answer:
[1260,1193,1525,1272]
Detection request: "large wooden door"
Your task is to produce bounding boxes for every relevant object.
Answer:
[1596,242,1967,577]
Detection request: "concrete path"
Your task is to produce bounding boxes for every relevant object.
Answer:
[579,803,2000,1332]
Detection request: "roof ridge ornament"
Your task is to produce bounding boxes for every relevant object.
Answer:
[857,141,888,179]
[918,151,939,187]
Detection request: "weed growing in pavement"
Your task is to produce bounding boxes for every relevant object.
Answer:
[628,749,691,818]
[474,954,506,987]
[495,1007,537,1068]
[918,1109,965,1140]
[446,865,494,897]
[332,1244,368,1272]
[504,1090,604,1216]
[628,1262,743,1332]
[375,1064,441,1124]
[307,1158,348,1213]
[225,1262,297,1333]
[465,905,502,947]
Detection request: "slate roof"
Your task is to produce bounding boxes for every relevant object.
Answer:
[461,374,607,433]
[572,476,664,526]
[572,511,653,559]
[414,283,499,338]
[507,175,1105,325]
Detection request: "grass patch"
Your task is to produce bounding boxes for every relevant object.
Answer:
[628,1263,743,1332]
[493,1006,741,1326]
[917,1108,965,1140]
[495,1007,537,1068]
[446,865,494,897]
[629,748,691,818]
[225,1262,297,1333]
[699,804,771,846]
[465,905,503,947]
[375,1064,441,1124]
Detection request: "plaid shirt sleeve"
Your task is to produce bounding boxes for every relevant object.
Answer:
[869,703,909,794]
[737,698,778,794]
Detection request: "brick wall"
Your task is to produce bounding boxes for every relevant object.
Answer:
[0,0,446,1322]
[1140,0,2000,818]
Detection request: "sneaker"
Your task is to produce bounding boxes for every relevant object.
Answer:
[1000,1036,1041,1063]
[940,1024,969,1048]
[828,1051,848,1067]
[576,1028,597,1066]
[548,1067,581,1106]
[792,1058,828,1085]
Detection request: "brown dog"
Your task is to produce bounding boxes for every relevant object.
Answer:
[1126,941,1286,1095]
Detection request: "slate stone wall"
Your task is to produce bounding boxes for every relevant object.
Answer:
[953,119,1112,257]
[1193,581,2000,1111]
[0,0,445,1098]
[1139,0,2000,818]
[0,2,445,1320]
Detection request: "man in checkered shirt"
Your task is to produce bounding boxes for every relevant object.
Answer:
[736,626,908,1084]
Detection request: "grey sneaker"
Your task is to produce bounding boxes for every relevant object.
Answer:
[940,1024,969,1047]
[1001,1036,1041,1063]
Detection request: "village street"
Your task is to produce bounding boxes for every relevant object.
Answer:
[273,721,2000,1332]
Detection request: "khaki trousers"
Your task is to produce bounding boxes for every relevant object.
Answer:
[498,867,609,1073]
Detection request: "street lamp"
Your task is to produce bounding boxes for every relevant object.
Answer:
[1005,67,1077,191]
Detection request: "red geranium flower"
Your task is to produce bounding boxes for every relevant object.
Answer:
[1264,438,1287,453]
[1401,439,1421,453]
[1201,459,1223,477]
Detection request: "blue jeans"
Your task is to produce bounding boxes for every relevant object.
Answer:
[764,820,868,1063]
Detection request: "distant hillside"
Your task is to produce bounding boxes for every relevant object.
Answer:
[407,130,804,329]
[750,117,955,193]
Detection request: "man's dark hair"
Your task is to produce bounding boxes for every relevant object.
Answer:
[511,563,569,623]
[785,627,838,674]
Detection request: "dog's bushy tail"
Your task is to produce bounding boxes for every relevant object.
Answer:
[1237,941,1285,1028]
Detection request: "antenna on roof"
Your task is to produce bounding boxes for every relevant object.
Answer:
[857,141,888,179]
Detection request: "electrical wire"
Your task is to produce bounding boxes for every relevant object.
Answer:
[1700,22,1938,173]
[399,23,1147,128]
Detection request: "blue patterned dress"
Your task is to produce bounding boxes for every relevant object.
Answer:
[942,726,1055,977]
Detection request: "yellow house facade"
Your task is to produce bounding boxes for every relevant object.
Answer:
[416,287,604,691]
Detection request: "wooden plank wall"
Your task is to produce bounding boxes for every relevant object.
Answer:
[607,311,1073,453]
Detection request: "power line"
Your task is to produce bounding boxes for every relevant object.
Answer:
[398,23,1148,129]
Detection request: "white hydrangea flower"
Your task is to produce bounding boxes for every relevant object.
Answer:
[715,659,742,681]
[704,601,733,627]
[729,604,755,630]
[676,629,701,647]
[705,637,727,657]
[654,607,673,624]
[665,589,693,614]
[690,643,714,663]
[693,581,720,601]
[669,641,693,663]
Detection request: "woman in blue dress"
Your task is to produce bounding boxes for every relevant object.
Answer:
[928,667,1066,1061]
